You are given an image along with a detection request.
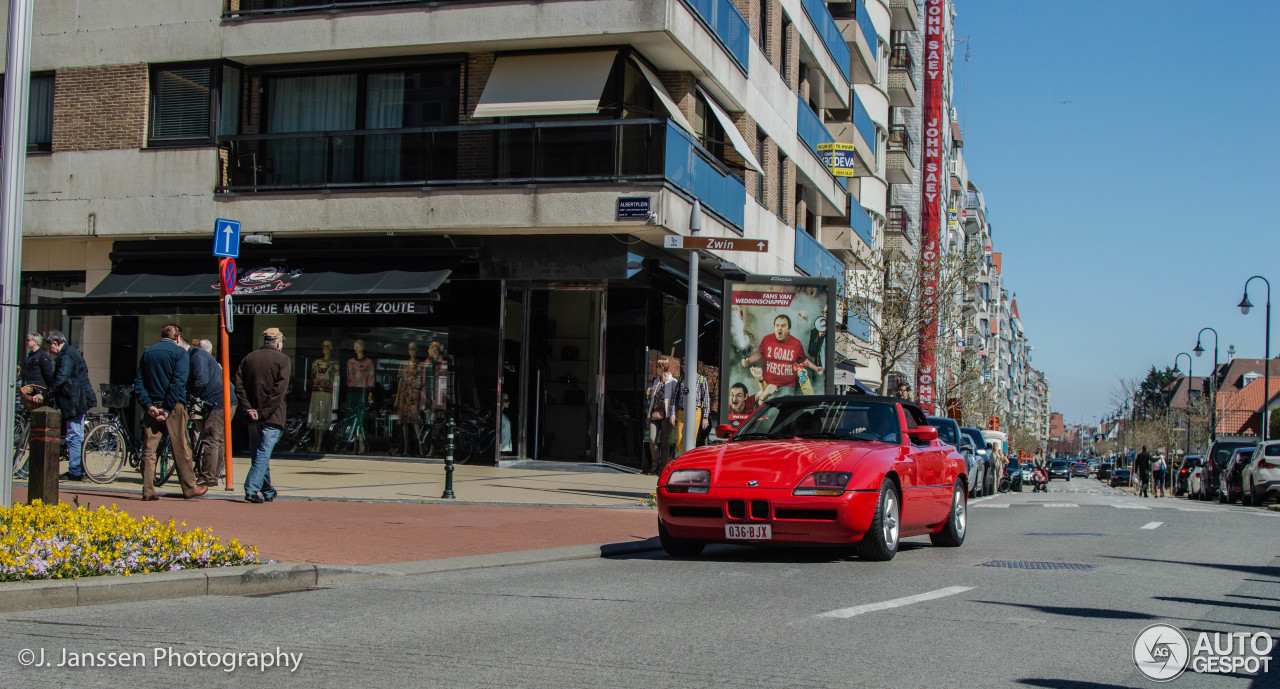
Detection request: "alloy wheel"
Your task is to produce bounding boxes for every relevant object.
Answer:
[883,492,900,550]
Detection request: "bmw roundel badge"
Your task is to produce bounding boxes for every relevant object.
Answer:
[747,480,759,486]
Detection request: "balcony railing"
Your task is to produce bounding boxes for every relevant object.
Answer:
[227,0,443,18]
[796,98,848,190]
[887,205,911,234]
[888,125,913,158]
[889,44,915,86]
[795,225,846,295]
[800,0,853,83]
[851,91,876,153]
[849,197,874,247]
[680,0,751,73]
[965,190,983,209]
[217,118,746,229]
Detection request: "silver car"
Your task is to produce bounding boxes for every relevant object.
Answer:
[1242,440,1280,506]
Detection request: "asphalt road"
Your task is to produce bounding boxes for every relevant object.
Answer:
[3,478,1278,688]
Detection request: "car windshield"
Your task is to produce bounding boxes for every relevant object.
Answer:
[1212,443,1254,468]
[1050,461,1068,467]
[926,418,957,445]
[733,399,900,443]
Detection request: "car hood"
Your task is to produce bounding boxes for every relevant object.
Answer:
[668,439,888,489]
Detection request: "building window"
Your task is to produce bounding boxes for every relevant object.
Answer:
[0,72,54,152]
[692,93,726,162]
[755,131,766,203]
[780,15,792,88]
[776,153,787,220]
[758,0,770,57]
[149,62,240,147]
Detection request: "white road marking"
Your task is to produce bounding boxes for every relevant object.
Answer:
[1141,522,1164,530]
[969,495,996,505]
[1043,503,1079,508]
[1114,505,1151,509]
[816,586,976,619]
[1176,508,1211,512]
[973,503,1010,508]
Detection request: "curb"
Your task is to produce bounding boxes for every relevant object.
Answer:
[0,539,662,615]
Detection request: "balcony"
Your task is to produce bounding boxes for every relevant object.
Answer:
[965,189,986,226]
[886,205,911,236]
[890,0,918,30]
[799,0,853,84]
[795,225,847,295]
[679,0,752,73]
[827,91,876,177]
[217,118,747,230]
[227,0,442,16]
[796,98,848,190]
[887,44,917,107]
[829,0,878,85]
[820,197,875,255]
[886,125,915,185]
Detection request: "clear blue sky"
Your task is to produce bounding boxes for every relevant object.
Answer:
[952,1,1280,425]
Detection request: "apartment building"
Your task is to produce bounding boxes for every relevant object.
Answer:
[7,0,894,469]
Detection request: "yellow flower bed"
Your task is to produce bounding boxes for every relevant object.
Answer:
[0,500,262,582]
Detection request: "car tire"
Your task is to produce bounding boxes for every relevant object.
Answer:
[856,478,900,561]
[1241,482,1253,506]
[931,480,967,548]
[658,521,704,557]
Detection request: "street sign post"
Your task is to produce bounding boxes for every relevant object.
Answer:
[213,218,241,258]
[216,255,237,490]
[662,236,769,253]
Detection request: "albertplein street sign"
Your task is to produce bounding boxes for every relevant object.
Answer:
[663,236,769,253]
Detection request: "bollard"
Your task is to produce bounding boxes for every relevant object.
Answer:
[27,407,62,505]
[441,415,456,499]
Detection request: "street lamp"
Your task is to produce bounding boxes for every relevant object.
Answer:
[1239,276,1271,441]
[1174,352,1193,457]
[1195,327,1219,444]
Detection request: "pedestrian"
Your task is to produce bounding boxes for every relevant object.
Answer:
[894,381,912,400]
[1152,453,1167,498]
[673,359,710,458]
[133,324,203,500]
[644,356,676,474]
[1134,445,1152,498]
[991,443,1007,490]
[21,332,55,393]
[188,338,235,487]
[235,327,292,503]
[36,330,96,481]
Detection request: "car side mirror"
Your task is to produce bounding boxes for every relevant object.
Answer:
[909,426,938,443]
[715,424,735,439]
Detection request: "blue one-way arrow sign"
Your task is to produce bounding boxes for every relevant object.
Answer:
[213,218,241,258]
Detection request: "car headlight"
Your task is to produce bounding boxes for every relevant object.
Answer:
[793,472,853,496]
[665,469,711,494]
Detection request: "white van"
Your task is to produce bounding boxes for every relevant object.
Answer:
[981,430,1008,455]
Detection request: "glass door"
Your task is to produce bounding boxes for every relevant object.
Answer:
[527,289,603,462]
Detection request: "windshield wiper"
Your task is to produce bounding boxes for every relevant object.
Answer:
[793,432,849,440]
[733,432,786,441]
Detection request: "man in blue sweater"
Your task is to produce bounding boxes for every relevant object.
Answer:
[133,324,204,500]
[188,338,234,487]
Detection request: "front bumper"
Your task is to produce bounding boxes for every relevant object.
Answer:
[657,488,881,545]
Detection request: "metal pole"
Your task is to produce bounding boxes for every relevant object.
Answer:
[219,259,235,491]
[682,201,702,454]
[0,0,36,509]
[1241,277,1271,441]
[441,413,455,499]
[1175,352,1191,457]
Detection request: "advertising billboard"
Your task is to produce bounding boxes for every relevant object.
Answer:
[721,275,837,428]
[917,0,947,414]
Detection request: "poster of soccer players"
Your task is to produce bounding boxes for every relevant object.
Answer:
[720,276,836,427]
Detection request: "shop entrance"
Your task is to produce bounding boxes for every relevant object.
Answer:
[517,288,603,462]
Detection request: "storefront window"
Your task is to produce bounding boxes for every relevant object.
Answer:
[20,271,85,349]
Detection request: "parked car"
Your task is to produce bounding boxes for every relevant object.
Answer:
[1219,447,1255,504]
[1097,462,1113,481]
[928,416,983,498]
[1201,441,1258,501]
[1174,455,1204,497]
[1187,466,1206,499]
[658,395,968,561]
[1110,467,1132,488]
[1048,460,1072,481]
[961,427,992,494]
[1087,459,1099,474]
[1242,440,1280,506]
[1071,462,1089,478]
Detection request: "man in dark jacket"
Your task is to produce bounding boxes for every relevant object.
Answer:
[133,324,204,500]
[188,338,234,487]
[235,327,292,503]
[1134,446,1153,498]
[22,332,55,392]
[36,330,96,481]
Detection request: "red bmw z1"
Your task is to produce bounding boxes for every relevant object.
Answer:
[657,395,969,561]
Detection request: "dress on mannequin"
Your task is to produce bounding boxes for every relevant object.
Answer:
[308,340,339,452]
[394,342,425,455]
[345,339,374,454]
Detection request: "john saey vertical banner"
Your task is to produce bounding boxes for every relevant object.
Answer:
[917,0,946,414]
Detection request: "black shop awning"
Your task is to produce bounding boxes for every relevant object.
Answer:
[69,256,457,315]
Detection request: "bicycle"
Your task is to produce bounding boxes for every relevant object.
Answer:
[13,387,69,480]
[81,384,182,488]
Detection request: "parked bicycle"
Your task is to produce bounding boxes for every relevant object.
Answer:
[12,386,69,480]
[81,384,181,487]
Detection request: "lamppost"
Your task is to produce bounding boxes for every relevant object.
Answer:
[1174,352,1193,457]
[1194,327,1219,444]
[1239,276,1271,441]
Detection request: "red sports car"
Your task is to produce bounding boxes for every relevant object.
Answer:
[657,395,969,560]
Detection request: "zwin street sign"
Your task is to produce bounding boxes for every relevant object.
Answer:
[663,236,769,253]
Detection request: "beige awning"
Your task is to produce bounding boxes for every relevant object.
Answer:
[631,58,696,137]
[698,88,764,175]
[473,51,617,118]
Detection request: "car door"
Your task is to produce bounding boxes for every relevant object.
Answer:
[899,405,948,528]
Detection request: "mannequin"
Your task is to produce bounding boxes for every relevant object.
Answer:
[394,342,425,455]
[499,392,512,453]
[345,339,375,454]
[308,340,339,452]
[426,341,448,412]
